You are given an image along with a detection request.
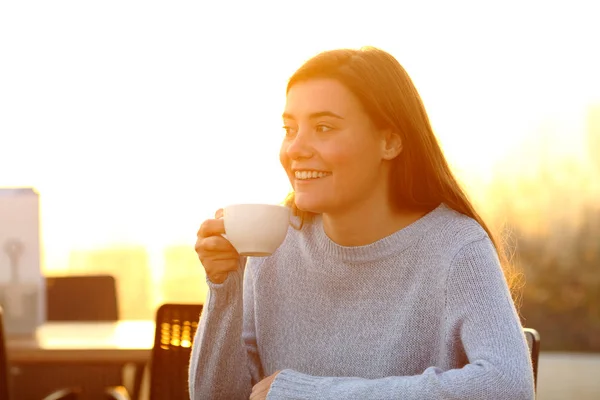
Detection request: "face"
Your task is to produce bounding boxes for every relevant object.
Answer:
[280,78,400,215]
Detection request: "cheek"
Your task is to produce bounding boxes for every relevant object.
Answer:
[328,144,383,193]
[324,141,374,175]
[279,143,291,171]
[279,142,286,165]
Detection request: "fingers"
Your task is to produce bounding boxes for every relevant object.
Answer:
[249,371,279,400]
[249,384,268,400]
[194,209,239,285]
[249,384,267,400]
[196,208,224,240]
[195,235,235,254]
[197,218,225,238]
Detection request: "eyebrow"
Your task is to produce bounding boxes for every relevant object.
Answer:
[282,111,345,120]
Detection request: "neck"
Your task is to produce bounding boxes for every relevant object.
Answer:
[321,197,429,247]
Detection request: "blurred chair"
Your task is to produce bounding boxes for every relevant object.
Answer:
[10,275,132,400]
[1,306,81,400]
[0,306,8,400]
[46,275,119,321]
[105,303,203,400]
[524,327,541,393]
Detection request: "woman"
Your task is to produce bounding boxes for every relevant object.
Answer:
[191,47,534,399]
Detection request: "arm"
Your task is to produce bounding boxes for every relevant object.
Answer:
[266,237,535,400]
[189,257,263,400]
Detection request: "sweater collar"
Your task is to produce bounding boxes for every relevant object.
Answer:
[309,203,451,264]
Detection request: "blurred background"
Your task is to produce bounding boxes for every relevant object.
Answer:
[1,1,598,398]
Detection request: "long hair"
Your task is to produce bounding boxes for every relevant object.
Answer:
[283,47,522,301]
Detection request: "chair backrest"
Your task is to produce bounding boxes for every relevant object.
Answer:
[46,275,119,321]
[149,303,203,400]
[0,306,12,400]
[524,328,540,393]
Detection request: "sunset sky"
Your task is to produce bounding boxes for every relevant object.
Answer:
[1,1,599,273]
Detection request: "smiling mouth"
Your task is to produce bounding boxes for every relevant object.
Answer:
[294,171,331,180]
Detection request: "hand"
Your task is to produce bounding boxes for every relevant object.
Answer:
[250,371,281,400]
[195,209,240,284]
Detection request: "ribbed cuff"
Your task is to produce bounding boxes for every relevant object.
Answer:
[267,369,321,400]
[205,265,244,311]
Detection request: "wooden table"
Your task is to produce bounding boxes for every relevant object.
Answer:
[6,320,155,364]
[6,320,155,400]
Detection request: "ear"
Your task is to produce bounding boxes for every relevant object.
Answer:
[381,130,402,160]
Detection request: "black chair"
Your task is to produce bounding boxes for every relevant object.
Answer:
[10,275,130,400]
[46,275,119,321]
[0,306,9,400]
[105,303,203,400]
[0,306,81,400]
[524,328,540,394]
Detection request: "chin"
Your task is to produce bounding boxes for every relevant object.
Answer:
[294,193,328,214]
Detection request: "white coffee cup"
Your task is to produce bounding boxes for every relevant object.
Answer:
[223,204,290,257]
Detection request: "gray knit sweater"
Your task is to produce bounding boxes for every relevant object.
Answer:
[189,204,535,399]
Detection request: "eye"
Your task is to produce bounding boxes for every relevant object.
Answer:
[316,124,333,133]
[282,125,297,138]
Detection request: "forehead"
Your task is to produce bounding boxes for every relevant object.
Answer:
[284,78,363,117]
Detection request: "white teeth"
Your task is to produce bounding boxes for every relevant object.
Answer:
[295,171,329,180]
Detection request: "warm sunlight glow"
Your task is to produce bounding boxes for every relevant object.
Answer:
[1,1,598,316]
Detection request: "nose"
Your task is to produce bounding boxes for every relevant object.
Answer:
[285,129,313,160]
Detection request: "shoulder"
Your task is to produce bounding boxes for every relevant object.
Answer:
[431,207,505,286]
[417,204,490,254]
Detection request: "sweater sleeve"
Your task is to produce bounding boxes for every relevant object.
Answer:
[265,237,535,400]
[188,257,263,400]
